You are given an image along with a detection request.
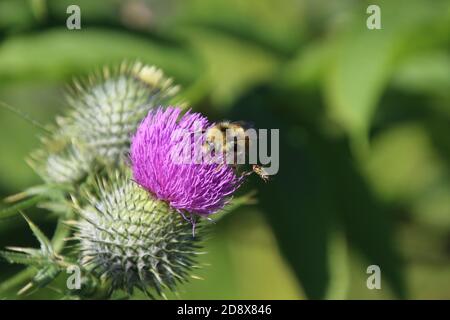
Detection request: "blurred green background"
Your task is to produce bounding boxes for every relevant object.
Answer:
[0,0,449,299]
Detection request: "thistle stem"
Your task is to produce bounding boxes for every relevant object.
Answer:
[0,268,35,296]
[52,214,73,253]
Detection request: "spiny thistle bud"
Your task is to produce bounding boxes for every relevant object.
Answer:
[29,62,180,184]
[63,62,180,164]
[28,136,94,184]
[74,169,203,297]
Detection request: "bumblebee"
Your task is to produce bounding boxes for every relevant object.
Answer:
[203,121,270,182]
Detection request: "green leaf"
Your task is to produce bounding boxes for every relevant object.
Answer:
[4,184,72,203]
[0,28,199,84]
[366,123,450,229]
[329,143,406,299]
[0,0,35,32]
[230,89,405,299]
[171,0,303,54]
[21,214,53,256]
[279,40,333,90]
[325,231,350,299]
[392,51,450,100]
[324,0,450,153]
[177,27,279,108]
[324,21,398,141]
[0,250,46,266]
[5,247,41,256]
[29,0,47,22]
[366,124,445,202]
[0,195,46,220]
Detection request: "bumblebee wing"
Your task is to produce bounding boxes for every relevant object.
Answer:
[231,120,254,130]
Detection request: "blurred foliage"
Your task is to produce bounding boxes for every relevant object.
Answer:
[0,0,449,299]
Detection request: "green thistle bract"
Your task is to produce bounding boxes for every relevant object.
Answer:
[74,169,203,297]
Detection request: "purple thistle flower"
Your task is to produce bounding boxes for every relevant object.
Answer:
[130,106,242,216]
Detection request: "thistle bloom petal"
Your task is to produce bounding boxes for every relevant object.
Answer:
[130,107,241,215]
